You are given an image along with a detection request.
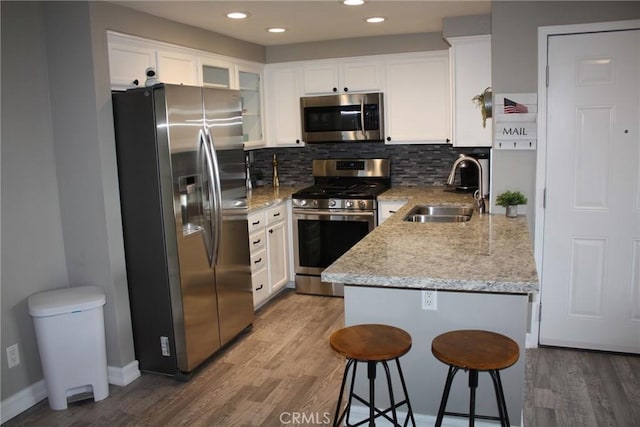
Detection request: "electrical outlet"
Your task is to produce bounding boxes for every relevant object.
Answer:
[421,290,437,311]
[7,344,20,368]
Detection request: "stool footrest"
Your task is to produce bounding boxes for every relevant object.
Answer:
[337,395,413,427]
[442,411,504,422]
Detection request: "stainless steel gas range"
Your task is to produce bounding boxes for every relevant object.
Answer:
[292,158,390,296]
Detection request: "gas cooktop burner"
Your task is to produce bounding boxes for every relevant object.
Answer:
[294,181,388,199]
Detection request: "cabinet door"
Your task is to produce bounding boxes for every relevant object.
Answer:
[156,50,198,86]
[378,200,408,225]
[108,42,156,90]
[449,35,492,147]
[267,220,289,293]
[238,64,265,148]
[199,56,234,89]
[251,268,269,308]
[303,62,340,94]
[341,60,384,93]
[385,52,450,144]
[264,65,304,147]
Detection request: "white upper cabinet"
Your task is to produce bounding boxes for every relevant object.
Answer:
[199,56,235,89]
[264,64,304,147]
[385,51,450,144]
[238,63,265,148]
[108,36,156,90]
[156,50,198,86]
[303,58,384,95]
[448,35,492,147]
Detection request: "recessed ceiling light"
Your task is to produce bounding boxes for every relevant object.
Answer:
[343,0,365,5]
[226,12,248,20]
[267,27,287,33]
[365,17,385,24]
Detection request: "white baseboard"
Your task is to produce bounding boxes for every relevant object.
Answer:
[0,379,47,424]
[0,361,141,423]
[107,360,141,386]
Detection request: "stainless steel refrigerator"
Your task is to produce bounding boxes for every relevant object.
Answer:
[112,84,253,378]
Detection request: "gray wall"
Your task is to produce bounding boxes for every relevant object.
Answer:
[491,1,640,232]
[1,1,70,400]
[266,32,448,62]
[0,0,264,406]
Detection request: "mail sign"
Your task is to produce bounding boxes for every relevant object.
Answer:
[495,122,537,140]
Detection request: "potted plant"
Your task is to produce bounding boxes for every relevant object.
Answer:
[496,190,527,218]
[472,87,493,128]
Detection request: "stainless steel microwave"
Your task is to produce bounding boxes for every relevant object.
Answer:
[300,92,384,143]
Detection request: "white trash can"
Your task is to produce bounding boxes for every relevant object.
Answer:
[28,286,109,410]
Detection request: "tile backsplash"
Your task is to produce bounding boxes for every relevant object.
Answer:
[248,143,490,188]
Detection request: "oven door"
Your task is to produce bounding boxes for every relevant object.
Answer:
[292,209,375,275]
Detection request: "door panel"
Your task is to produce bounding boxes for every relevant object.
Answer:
[540,29,640,353]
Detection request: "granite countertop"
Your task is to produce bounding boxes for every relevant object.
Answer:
[247,186,301,212]
[322,186,540,294]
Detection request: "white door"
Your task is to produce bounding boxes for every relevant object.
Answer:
[540,29,640,353]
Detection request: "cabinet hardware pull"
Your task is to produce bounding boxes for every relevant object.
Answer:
[332,87,338,92]
[252,221,260,225]
[133,79,139,86]
[253,239,261,245]
[296,139,300,144]
[254,258,262,264]
[269,229,274,234]
[344,87,348,92]
[390,210,397,213]
[256,284,263,291]
[273,212,281,217]
[386,136,391,141]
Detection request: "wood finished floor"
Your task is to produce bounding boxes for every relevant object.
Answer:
[5,289,639,427]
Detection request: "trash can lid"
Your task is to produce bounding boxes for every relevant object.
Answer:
[28,286,106,317]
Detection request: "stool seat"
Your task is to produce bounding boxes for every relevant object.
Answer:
[431,330,520,427]
[432,330,519,371]
[330,324,412,361]
[330,324,415,426]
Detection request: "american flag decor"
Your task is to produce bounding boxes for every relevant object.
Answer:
[504,98,528,114]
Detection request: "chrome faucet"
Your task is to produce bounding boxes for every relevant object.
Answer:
[446,154,486,214]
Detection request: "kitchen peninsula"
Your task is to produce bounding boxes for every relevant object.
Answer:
[322,187,539,425]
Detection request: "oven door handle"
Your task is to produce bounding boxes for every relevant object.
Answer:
[293,209,375,218]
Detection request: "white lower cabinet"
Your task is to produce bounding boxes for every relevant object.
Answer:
[248,202,290,309]
[378,200,408,224]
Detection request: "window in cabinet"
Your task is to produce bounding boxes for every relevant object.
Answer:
[239,70,263,143]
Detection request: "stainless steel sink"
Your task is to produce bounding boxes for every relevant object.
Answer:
[403,205,473,223]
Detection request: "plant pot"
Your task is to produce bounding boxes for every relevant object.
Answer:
[505,205,518,218]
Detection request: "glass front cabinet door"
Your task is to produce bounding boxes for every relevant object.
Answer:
[238,66,264,148]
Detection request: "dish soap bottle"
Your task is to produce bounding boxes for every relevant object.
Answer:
[272,154,280,188]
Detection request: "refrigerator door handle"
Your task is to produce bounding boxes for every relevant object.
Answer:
[199,129,216,266]
[205,130,223,267]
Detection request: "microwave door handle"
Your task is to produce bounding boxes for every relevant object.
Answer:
[360,99,366,137]
[200,129,216,266]
[206,131,223,267]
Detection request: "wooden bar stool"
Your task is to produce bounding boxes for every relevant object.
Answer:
[330,324,416,427]
[431,330,519,427]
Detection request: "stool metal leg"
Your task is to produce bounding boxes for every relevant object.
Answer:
[489,370,510,427]
[367,361,376,427]
[435,365,460,427]
[333,359,357,427]
[468,370,478,427]
[381,361,398,426]
[394,358,416,427]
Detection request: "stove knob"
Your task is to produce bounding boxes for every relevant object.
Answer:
[313,200,319,207]
[329,199,336,207]
[345,200,354,208]
[358,200,366,209]
[299,199,307,207]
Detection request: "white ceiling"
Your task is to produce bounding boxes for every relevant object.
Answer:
[111,1,492,46]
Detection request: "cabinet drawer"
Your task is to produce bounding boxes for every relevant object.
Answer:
[252,268,269,308]
[249,230,266,253]
[266,204,286,225]
[250,249,267,272]
[248,210,266,233]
